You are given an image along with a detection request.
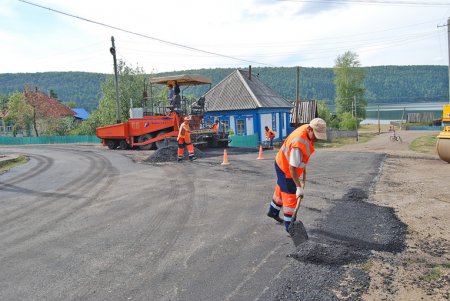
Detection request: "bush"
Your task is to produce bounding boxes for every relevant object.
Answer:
[339,112,358,130]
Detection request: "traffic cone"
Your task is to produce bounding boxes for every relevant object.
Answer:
[221,149,230,165]
[257,145,265,160]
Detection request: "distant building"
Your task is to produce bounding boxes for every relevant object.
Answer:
[203,68,292,143]
[24,90,75,118]
[72,108,90,122]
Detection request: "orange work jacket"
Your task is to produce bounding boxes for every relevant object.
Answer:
[275,124,314,178]
[177,122,191,144]
[265,129,275,139]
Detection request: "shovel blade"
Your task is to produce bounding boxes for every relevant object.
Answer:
[288,220,309,246]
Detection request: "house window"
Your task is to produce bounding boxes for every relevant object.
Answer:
[272,113,277,132]
[221,120,229,133]
[236,119,245,135]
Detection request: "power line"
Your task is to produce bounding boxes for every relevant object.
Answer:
[279,0,450,6]
[17,0,275,67]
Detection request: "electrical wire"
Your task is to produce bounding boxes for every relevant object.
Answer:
[278,0,450,7]
[16,0,275,67]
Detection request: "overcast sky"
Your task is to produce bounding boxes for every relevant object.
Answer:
[1,0,450,74]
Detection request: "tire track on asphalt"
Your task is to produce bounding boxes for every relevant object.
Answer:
[0,151,99,225]
[116,163,197,300]
[0,154,54,187]
[0,150,118,248]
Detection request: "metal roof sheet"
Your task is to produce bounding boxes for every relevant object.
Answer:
[204,69,292,112]
[72,108,90,120]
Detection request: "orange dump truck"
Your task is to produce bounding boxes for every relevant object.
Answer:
[96,74,228,150]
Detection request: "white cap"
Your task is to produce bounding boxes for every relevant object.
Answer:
[184,116,191,121]
[309,118,327,140]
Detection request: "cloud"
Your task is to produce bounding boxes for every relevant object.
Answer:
[296,2,346,15]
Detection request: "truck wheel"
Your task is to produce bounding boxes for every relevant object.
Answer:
[119,140,129,150]
[210,135,219,148]
[107,140,119,150]
[138,134,155,150]
[155,131,177,149]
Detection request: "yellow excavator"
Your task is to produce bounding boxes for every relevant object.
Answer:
[437,104,450,163]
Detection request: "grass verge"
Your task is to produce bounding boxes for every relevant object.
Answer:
[409,135,437,154]
[315,131,378,148]
[0,155,28,173]
[423,266,443,282]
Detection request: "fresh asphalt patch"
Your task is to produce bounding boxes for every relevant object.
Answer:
[144,146,258,163]
[263,152,408,301]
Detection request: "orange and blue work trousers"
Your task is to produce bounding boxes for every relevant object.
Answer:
[268,162,298,231]
[177,138,195,161]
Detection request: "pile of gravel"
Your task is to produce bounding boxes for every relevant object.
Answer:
[145,146,206,163]
[289,240,365,266]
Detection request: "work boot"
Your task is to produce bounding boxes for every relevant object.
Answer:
[177,157,183,163]
[189,155,197,161]
[267,212,284,223]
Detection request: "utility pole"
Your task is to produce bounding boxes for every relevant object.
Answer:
[354,95,358,141]
[295,66,300,127]
[438,17,450,103]
[448,17,450,103]
[110,36,121,123]
[378,105,380,134]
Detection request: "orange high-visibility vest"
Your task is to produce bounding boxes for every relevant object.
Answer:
[177,122,191,144]
[266,128,275,139]
[275,124,314,178]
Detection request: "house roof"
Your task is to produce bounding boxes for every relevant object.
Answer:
[24,91,75,118]
[204,69,292,112]
[72,108,90,120]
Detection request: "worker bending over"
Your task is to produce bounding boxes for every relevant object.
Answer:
[177,116,197,162]
[209,120,219,133]
[267,118,327,231]
[265,126,276,147]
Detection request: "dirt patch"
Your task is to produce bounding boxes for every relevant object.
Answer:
[333,129,450,301]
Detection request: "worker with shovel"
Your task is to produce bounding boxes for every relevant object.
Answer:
[266,118,327,234]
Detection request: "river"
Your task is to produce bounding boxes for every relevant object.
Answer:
[361,102,448,124]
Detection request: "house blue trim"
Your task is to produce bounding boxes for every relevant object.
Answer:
[203,108,292,143]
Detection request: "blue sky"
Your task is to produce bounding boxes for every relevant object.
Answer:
[1,0,450,74]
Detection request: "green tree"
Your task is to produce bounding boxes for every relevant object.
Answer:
[0,94,8,133]
[5,92,33,136]
[334,51,366,120]
[65,101,78,108]
[317,101,333,125]
[42,116,75,136]
[49,89,58,99]
[79,60,148,135]
[338,112,358,130]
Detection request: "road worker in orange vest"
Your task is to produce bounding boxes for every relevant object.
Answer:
[209,120,219,134]
[265,126,276,147]
[267,118,327,231]
[177,116,197,162]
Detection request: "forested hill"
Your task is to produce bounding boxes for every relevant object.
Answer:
[0,65,447,112]
[0,72,107,112]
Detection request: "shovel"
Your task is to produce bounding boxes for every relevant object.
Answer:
[288,175,309,246]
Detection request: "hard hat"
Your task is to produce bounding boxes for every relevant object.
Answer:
[184,116,191,121]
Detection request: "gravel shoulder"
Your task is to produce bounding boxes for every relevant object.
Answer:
[335,130,450,301]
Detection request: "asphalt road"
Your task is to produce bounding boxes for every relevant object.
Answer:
[0,145,406,301]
